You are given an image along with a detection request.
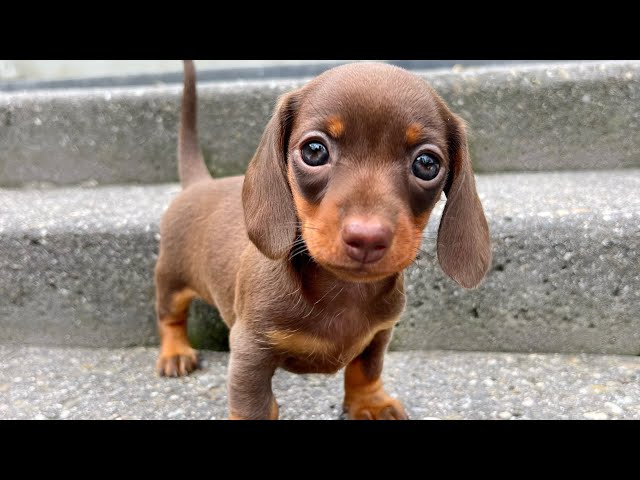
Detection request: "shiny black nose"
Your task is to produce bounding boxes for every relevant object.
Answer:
[341,217,393,264]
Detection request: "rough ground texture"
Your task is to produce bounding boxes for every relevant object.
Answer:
[1,61,639,187]
[1,345,639,420]
[1,171,638,353]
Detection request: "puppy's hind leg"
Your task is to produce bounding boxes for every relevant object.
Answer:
[154,261,199,377]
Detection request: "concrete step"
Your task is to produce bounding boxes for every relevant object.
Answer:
[1,170,638,354]
[1,345,638,420]
[0,60,543,91]
[1,61,639,188]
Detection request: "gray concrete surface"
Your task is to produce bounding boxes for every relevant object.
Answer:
[1,61,639,187]
[0,60,342,82]
[1,345,639,420]
[1,170,638,354]
[0,61,547,92]
[0,60,546,84]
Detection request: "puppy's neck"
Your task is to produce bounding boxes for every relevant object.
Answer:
[289,251,401,307]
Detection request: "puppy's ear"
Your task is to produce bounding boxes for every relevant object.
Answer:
[437,114,492,288]
[242,90,300,259]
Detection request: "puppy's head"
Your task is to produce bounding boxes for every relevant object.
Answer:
[243,63,491,288]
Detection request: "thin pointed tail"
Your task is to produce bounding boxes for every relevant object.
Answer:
[178,60,210,188]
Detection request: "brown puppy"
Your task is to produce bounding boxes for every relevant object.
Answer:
[154,60,491,420]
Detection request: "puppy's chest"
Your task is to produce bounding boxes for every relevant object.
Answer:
[264,289,404,373]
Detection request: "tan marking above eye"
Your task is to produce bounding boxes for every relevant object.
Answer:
[326,116,345,138]
[405,123,423,146]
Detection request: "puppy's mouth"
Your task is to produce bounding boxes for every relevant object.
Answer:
[308,248,414,283]
[322,262,400,283]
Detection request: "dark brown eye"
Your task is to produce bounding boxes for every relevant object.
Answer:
[301,142,329,166]
[412,153,440,181]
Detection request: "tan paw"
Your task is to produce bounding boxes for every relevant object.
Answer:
[156,349,198,377]
[344,391,408,420]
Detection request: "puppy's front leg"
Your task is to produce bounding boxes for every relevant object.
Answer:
[227,324,279,420]
[343,329,408,420]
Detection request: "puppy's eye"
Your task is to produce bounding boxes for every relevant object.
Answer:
[412,153,440,181]
[301,142,329,167]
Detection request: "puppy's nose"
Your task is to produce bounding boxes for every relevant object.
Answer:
[342,217,393,264]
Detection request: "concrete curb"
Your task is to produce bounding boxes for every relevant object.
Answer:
[1,170,638,354]
[1,61,639,187]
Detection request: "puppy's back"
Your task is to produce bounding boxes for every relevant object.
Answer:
[158,175,248,322]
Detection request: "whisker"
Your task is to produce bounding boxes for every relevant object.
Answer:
[290,246,306,254]
[288,246,309,262]
[289,239,307,250]
[416,247,435,258]
[271,222,321,231]
[284,286,301,297]
[314,283,338,305]
[395,285,406,299]
[301,304,316,318]
[328,308,346,330]
[329,286,345,303]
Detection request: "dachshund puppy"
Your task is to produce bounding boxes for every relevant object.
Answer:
[154,60,491,420]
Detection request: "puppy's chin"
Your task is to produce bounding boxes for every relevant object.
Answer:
[308,249,416,284]
[322,265,399,283]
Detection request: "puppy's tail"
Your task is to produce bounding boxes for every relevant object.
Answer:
[178,60,210,189]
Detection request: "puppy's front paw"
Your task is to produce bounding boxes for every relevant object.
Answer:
[343,390,408,420]
[156,349,198,377]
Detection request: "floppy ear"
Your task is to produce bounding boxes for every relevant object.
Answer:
[437,114,492,288]
[242,91,300,259]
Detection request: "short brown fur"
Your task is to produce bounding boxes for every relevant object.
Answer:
[153,61,491,419]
